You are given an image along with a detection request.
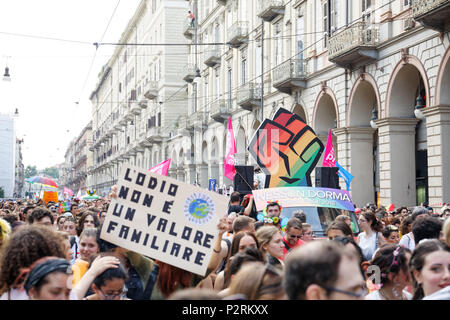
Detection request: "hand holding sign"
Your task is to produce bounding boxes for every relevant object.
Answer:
[100,165,229,276]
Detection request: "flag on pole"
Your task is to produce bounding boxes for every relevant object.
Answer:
[322,128,336,167]
[336,161,354,191]
[76,189,82,200]
[149,159,171,176]
[63,186,73,197]
[224,117,237,180]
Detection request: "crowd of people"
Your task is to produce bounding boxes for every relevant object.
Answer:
[0,191,449,300]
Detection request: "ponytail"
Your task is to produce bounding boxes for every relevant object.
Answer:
[412,283,425,300]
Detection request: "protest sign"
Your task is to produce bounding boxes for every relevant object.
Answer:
[100,165,229,276]
[252,186,354,212]
[248,108,324,188]
[43,190,58,204]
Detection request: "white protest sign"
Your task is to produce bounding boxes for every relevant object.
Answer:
[100,165,229,276]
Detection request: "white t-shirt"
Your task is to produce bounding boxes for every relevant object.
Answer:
[399,232,415,252]
[365,289,412,300]
[357,231,378,261]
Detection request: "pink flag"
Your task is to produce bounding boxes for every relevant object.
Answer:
[149,159,171,176]
[63,186,73,196]
[322,128,336,167]
[224,117,237,180]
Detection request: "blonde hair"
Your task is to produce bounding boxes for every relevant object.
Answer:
[0,218,11,244]
[256,225,280,253]
[443,218,450,246]
[228,262,285,300]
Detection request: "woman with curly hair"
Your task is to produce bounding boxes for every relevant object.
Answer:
[0,225,67,300]
[76,211,100,237]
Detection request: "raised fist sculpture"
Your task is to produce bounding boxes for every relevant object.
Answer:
[248,108,324,188]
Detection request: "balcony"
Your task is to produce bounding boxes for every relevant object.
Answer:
[204,45,221,67]
[183,63,198,83]
[327,22,379,69]
[146,127,166,142]
[257,0,285,22]
[210,99,232,123]
[130,100,141,115]
[188,111,208,129]
[183,17,195,39]
[143,81,158,100]
[237,82,262,111]
[412,0,450,32]
[273,58,308,94]
[139,99,148,109]
[124,104,134,121]
[227,21,249,48]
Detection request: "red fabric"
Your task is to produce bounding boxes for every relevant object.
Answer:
[281,236,305,260]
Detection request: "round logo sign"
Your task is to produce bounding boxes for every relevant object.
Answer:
[184,193,215,225]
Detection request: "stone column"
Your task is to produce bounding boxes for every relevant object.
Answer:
[374,118,419,207]
[198,164,209,188]
[422,105,450,209]
[185,164,196,185]
[168,169,177,180]
[176,168,185,182]
[334,127,376,207]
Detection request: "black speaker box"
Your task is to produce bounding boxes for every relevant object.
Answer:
[234,165,254,194]
[315,167,340,189]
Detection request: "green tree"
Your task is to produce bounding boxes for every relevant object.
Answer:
[25,165,38,179]
[42,167,59,179]
[0,187,4,198]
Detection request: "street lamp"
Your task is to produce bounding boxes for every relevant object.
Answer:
[3,66,11,81]
[370,107,378,129]
[414,78,425,120]
[414,94,425,120]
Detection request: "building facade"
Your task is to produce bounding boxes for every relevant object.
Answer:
[88,0,190,195]
[87,0,450,209]
[0,114,16,198]
[61,122,93,194]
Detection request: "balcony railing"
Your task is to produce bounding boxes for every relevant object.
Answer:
[183,17,195,39]
[257,0,285,22]
[327,22,379,68]
[146,127,167,142]
[182,63,197,83]
[237,82,262,111]
[188,111,208,128]
[272,58,307,93]
[143,81,158,100]
[204,45,221,67]
[210,99,232,123]
[227,21,249,48]
[412,0,450,32]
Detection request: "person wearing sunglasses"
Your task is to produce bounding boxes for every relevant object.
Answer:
[284,240,366,300]
[281,218,305,260]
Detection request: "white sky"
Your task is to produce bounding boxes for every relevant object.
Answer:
[0,0,141,170]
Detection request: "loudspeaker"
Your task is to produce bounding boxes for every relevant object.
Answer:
[315,167,340,189]
[234,165,254,194]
